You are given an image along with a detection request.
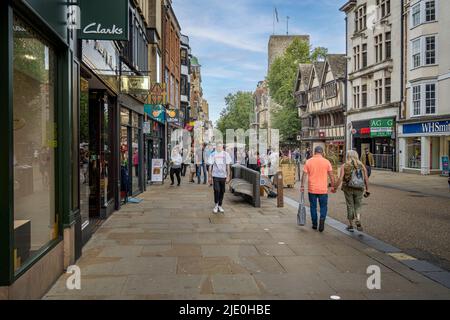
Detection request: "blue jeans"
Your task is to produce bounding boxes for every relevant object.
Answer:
[196,163,207,184]
[308,194,329,226]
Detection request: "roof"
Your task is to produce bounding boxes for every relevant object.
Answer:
[326,54,347,80]
[295,64,313,92]
[308,61,325,88]
[340,0,357,12]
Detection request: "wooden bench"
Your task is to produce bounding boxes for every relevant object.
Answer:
[229,165,261,208]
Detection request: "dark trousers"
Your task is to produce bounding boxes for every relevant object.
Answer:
[181,164,188,176]
[170,168,181,185]
[213,177,226,206]
[308,193,329,226]
[366,165,372,178]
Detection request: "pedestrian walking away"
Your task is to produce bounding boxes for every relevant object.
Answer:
[208,143,232,214]
[336,150,370,232]
[300,146,336,232]
[196,143,208,184]
[361,148,375,178]
[170,148,183,186]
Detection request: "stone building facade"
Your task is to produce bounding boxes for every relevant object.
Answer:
[341,0,402,171]
[398,0,450,175]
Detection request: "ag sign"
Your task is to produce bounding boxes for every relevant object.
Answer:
[370,118,394,138]
[79,0,129,40]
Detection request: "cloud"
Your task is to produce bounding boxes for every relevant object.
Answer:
[172,0,346,123]
[183,26,266,53]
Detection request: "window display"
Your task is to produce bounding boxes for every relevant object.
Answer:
[12,16,58,272]
[407,138,421,169]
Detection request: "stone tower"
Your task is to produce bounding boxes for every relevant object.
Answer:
[268,35,310,70]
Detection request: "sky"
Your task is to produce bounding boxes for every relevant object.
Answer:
[172,0,348,124]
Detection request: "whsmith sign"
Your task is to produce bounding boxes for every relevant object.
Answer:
[403,120,450,135]
[79,0,129,41]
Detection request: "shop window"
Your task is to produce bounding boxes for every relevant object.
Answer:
[431,137,441,170]
[121,107,130,125]
[407,138,421,169]
[12,16,58,272]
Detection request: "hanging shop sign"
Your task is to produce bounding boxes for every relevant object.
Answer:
[144,105,166,124]
[370,118,395,138]
[166,109,180,124]
[150,83,167,105]
[151,159,164,183]
[121,76,151,95]
[79,0,129,40]
[403,120,450,135]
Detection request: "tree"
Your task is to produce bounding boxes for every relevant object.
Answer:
[216,91,254,135]
[311,47,329,62]
[267,39,328,144]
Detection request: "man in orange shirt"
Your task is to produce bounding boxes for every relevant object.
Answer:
[300,146,336,232]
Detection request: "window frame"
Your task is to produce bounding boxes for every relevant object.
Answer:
[410,35,438,70]
[410,81,438,117]
[410,0,438,29]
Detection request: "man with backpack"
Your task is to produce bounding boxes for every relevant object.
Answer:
[335,150,370,232]
[300,146,336,232]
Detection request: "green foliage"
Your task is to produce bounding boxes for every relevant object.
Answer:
[311,47,329,62]
[216,91,254,135]
[271,105,301,143]
[267,39,328,145]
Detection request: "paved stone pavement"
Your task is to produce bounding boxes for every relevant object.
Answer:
[286,167,450,271]
[366,170,450,199]
[44,179,450,300]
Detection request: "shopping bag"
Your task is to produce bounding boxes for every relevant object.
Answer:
[297,192,307,226]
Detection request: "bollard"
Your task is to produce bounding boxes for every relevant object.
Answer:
[276,171,284,208]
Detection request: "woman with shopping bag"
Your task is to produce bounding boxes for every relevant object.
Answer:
[335,150,370,232]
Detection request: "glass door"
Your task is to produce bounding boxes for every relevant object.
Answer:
[79,78,90,230]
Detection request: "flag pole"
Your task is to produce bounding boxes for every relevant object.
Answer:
[286,16,290,35]
[273,7,275,35]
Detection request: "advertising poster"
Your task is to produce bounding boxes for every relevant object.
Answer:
[151,159,164,183]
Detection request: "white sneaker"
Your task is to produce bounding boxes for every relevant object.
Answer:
[213,205,219,214]
[218,206,225,213]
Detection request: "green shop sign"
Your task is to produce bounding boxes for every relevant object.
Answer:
[145,105,166,124]
[370,118,395,137]
[79,0,129,40]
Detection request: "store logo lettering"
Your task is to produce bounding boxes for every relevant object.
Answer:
[422,122,450,133]
[83,23,123,35]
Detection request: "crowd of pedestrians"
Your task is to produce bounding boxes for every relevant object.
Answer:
[169,142,378,232]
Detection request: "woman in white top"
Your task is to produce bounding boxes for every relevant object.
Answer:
[170,148,183,186]
[208,143,232,214]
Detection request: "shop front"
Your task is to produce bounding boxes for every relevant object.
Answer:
[167,109,183,160]
[351,118,396,171]
[144,105,166,185]
[119,97,145,201]
[399,119,450,175]
[1,0,73,299]
[78,40,121,246]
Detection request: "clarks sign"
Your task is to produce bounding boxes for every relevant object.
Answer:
[79,0,129,41]
[83,23,124,36]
